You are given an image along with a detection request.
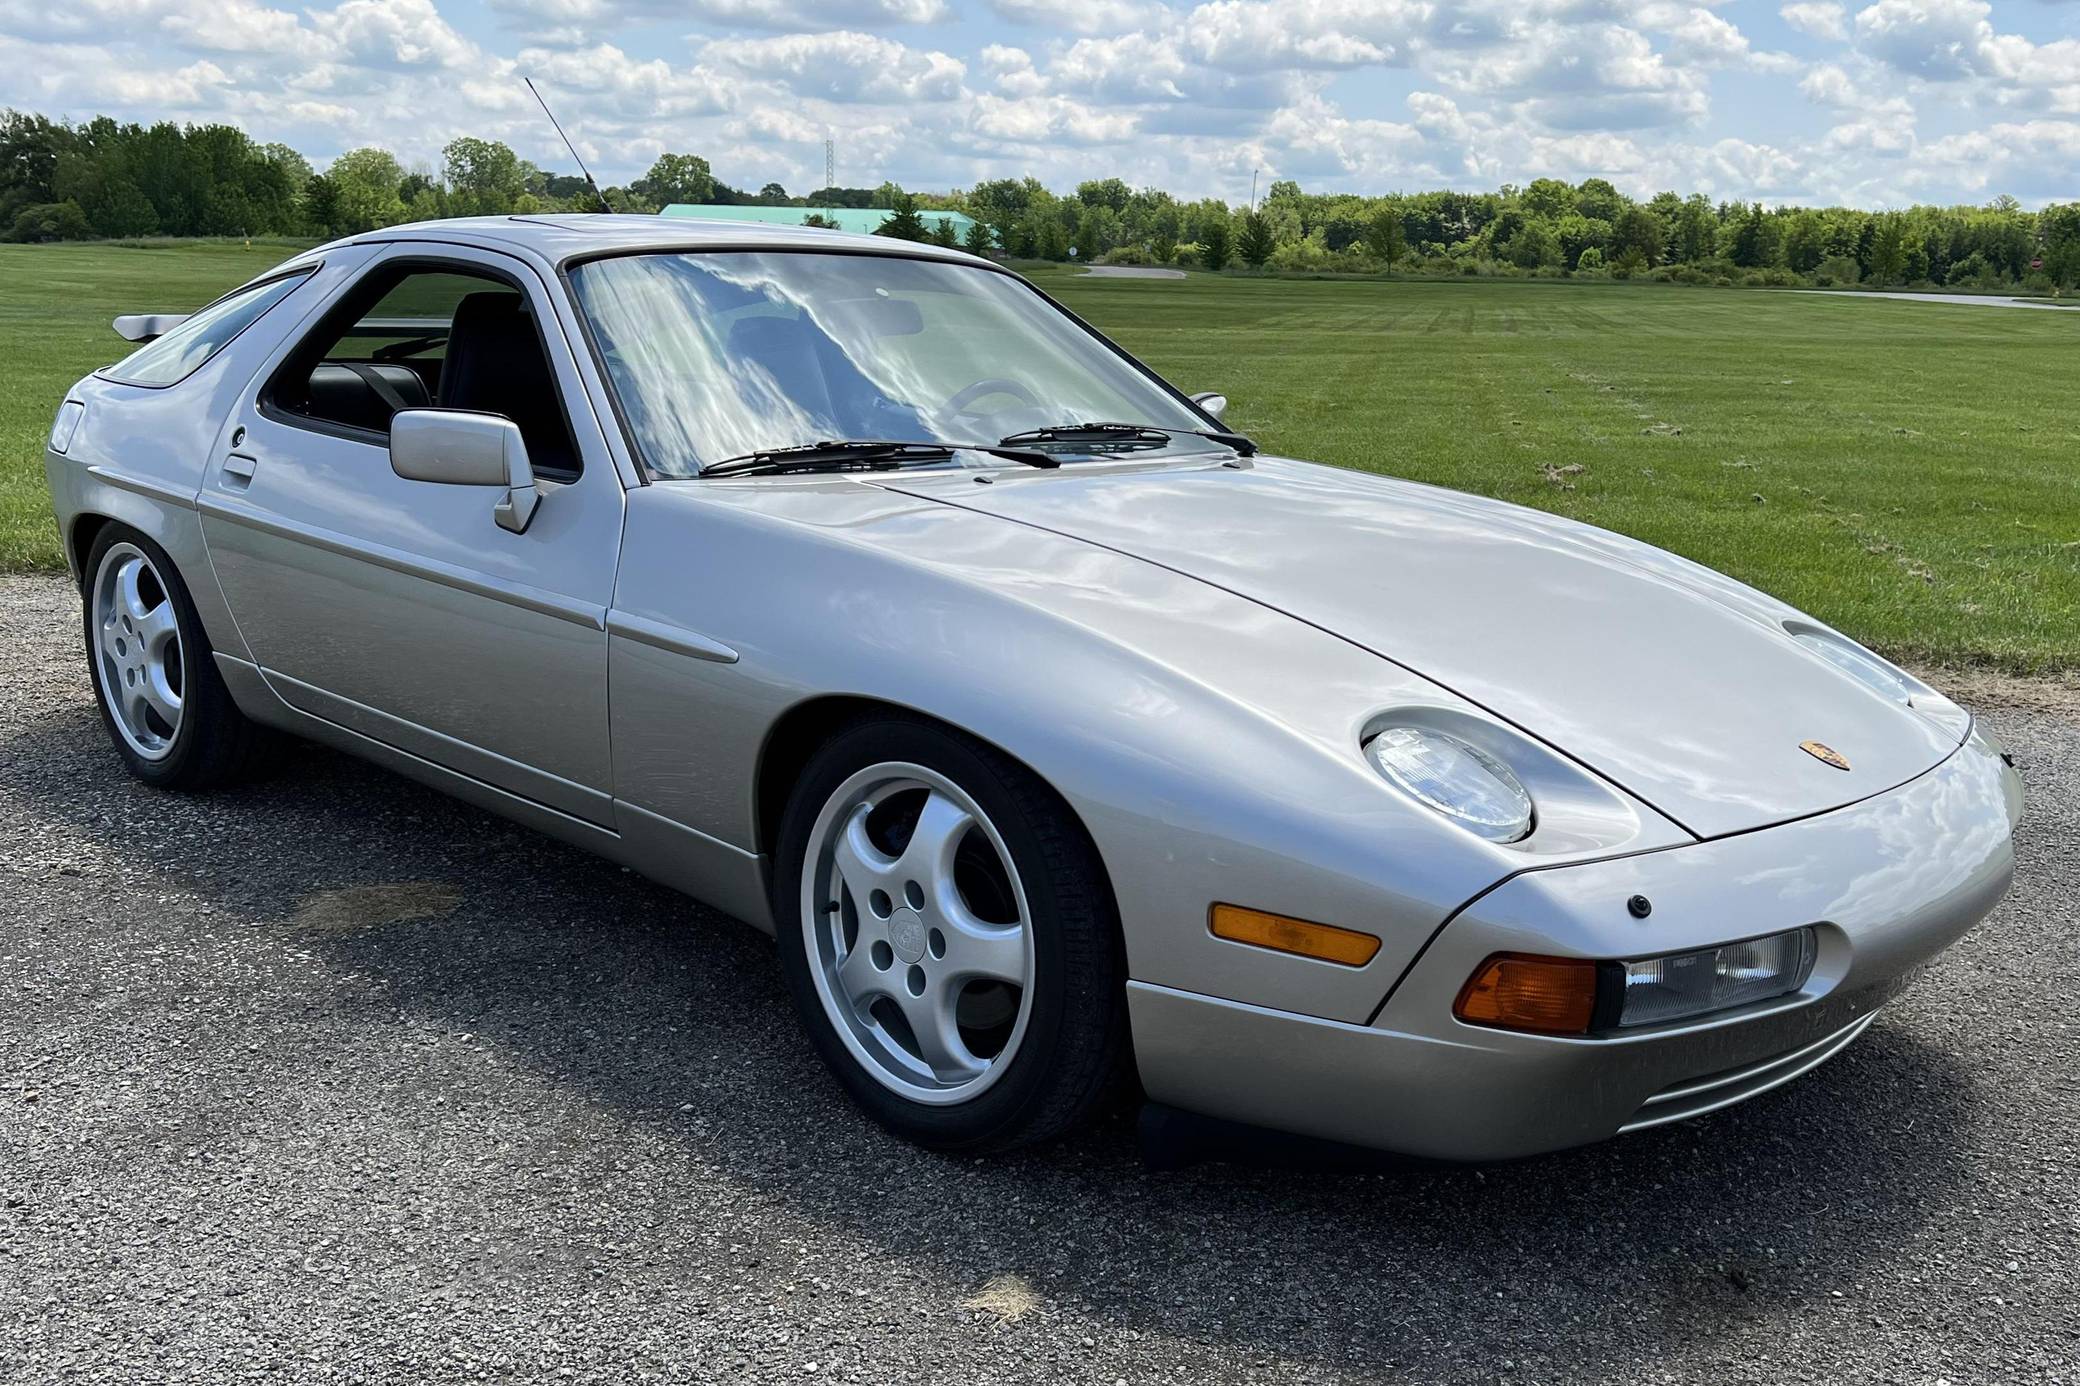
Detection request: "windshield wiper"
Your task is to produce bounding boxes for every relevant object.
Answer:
[999,421,1257,456]
[702,439,1058,477]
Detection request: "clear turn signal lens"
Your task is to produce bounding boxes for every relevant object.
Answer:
[1617,928,1816,1028]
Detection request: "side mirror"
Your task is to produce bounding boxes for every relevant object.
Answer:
[389,409,540,534]
[1191,391,1228,422]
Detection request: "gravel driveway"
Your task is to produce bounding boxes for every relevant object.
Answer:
[4,573,2075,1385]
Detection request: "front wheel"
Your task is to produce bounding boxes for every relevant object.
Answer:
[773,716,1125,1152]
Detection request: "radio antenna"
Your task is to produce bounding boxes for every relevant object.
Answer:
[525,77,613,215]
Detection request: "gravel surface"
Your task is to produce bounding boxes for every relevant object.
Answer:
[3,573,2075,1385]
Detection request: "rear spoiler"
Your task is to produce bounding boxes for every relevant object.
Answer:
[113,313,186,343]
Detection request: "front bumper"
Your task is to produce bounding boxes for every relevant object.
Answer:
[1128,728,2022,1161]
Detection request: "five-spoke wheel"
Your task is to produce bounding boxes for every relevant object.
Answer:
[805,764,1035,1104]
[775,716,1125,1151]
[90,540,185,760]
[81,524,265,789]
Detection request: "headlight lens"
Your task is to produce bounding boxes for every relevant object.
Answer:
[1792,629,1917,705]
[1617,928,1816,1028]
[1366,725,1534,843]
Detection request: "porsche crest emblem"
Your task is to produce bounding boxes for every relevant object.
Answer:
[1800,740,1851,771]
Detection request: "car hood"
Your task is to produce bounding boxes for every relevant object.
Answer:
[882,456,1967,839]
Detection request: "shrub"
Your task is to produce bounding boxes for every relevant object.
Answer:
[1815,254,1861,286]
[9,200,91,242]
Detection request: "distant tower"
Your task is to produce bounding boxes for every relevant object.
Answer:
[824,137,835,193]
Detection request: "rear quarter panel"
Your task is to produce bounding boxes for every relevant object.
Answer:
[43,246,375,655]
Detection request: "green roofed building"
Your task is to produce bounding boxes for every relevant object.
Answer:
[659,204,980,239]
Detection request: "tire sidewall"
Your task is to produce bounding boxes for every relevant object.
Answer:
[773,718,1093,1150]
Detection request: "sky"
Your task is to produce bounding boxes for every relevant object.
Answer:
[3,0,2079,208]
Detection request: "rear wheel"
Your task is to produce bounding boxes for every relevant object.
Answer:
[774,716,1125,1152]
[82,524,264,789]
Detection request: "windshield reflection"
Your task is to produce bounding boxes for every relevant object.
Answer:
[568,251,1209,477]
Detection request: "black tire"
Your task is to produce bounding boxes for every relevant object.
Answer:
[773,714,1126,1153]
[81,523,266,790]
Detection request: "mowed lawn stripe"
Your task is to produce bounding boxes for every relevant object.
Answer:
[0,244,2072,672]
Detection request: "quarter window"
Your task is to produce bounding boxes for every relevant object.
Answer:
[102,271,312,388]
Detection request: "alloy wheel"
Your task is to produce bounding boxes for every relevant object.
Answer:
[90,541,184,761]
[800,761,1036,1105]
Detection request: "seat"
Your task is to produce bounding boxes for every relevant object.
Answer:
[440,292,578,474]
[304,363,429,432]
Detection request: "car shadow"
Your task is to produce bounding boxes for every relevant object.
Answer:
[5,704,1985,1380]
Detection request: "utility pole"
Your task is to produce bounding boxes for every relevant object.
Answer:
[825,137,835,194]
[1250,168,1259,211]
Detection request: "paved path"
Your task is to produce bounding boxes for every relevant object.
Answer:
[1798,289,2079,311]
[3,573,2076,1384]
[1080,266,1187,279]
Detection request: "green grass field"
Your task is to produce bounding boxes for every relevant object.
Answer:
[3,243,2075,672]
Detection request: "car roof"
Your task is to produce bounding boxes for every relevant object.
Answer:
[337,214,989,270]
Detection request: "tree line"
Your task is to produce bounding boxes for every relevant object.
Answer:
[6,108,2079,292]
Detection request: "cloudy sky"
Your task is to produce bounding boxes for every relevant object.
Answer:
[2,0,2078,207]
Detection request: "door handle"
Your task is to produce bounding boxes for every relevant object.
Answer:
[221,453,258,490]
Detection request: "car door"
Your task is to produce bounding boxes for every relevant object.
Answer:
[197,245,624,826]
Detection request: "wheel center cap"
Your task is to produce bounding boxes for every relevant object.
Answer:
[889,907,927,965]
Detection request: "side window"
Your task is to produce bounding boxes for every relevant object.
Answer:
[103,271,312,388]
[268,264,582,478]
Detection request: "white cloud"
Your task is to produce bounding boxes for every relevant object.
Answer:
[987,0,1163,35]
[0,0,2074,208]
[487,0,946,36]
[1781,2,1848,42]
[1853,0,1990,79]
[701,30,965,103]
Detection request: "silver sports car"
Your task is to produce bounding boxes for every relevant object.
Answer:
[44,216,2022,1160]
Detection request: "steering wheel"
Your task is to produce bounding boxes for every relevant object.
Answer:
[945,378,1039,415]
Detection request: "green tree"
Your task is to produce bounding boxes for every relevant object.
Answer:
[1611,205,1664,266]
[1506,221,1560,268]
[301,173,339,237]
[1868,213,1908,285]
[1674,194,1717,263]
[928,215,958,248]
[1237,209,1275,267]
[962,218,994,255]
[1361,206,1406,266]
[876,190,928,241]
[1074,177,1130,213]
[443,136,526,216]
[1520,177,1577,221]
[1574,177,1624,223]
[1200,217,1231,271]
[327,147,406,233]
[638,152,715,206]
[1075,203,1120,258]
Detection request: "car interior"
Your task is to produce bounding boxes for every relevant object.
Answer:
[269,267,582,478]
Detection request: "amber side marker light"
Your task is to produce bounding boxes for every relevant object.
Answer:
[1210,904,1381,967]
[1454,953,1601,1035]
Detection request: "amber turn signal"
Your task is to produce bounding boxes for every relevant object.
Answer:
[1454,953,1600,1035]
[1210,904,1381,967]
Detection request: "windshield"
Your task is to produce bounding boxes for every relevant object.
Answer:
[567,251,1212,478]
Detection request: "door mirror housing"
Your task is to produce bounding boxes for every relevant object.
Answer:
[389,409,540,534]
[1190,391,1228,422]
